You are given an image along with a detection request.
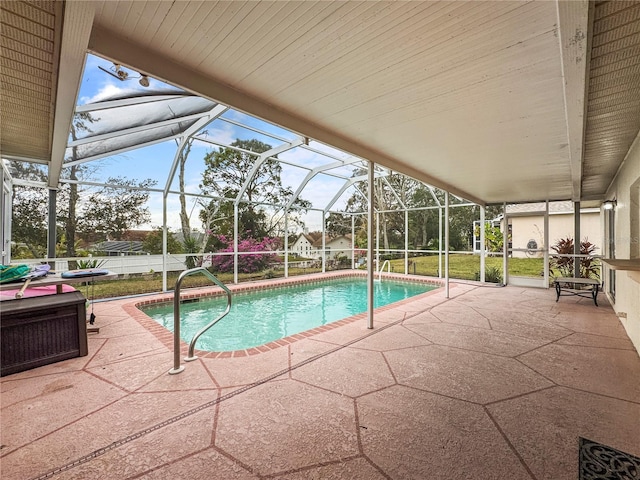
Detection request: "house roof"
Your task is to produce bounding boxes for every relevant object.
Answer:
[292,233,352,248]
[93,241,145,253]
[1,1,639,206]
[312,235,352,248]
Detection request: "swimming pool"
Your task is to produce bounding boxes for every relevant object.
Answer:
[142,277,436,352]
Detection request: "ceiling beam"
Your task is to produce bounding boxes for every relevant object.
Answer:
[555,0,592,201]
[48,1,95,188]
[88,25,484,206]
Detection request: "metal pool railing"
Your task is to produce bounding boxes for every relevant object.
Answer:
[377,259,391,282]
[168,267,232,375]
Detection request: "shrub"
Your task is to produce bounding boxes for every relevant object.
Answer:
[549,237,599,279]
[473,223,508,253]
[475,266,503,283]
[77,258,107,269]
[210,235,279,274]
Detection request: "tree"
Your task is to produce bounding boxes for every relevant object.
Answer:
[9,162,49,258]
[10,109,159,259]
[200,139,310,240]
[474,222,505,253]
[339,169,426,251]
[79,177,156,241]
[64,112,98,257]
[326,212,356,237]
[142,228,183,254]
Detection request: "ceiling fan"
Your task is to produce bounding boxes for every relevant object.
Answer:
[98,63,149,87]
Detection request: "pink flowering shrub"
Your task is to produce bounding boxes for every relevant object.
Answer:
[210,235,280,273]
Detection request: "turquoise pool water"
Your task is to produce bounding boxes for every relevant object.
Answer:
[142,278,436,352]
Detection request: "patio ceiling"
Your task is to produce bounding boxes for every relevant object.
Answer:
[1,1,639,205]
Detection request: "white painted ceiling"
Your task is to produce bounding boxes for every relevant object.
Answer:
[2,1,639,206]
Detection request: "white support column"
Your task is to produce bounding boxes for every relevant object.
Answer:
[503,202,508,285]
[351,215,355,270]
[233,203,239,285]
[376,212,380,271]
[480,206,486,283]
[574,201,581,277]
[367,162,375,329]
[0,165,12,265]
[544,200,550,287]
[404,210,409,275]
[438,207,443,279]
[445,193,450,298]
[47,189,57,265]
[284,211,289,278]
[162,195,168,292]
[322,214,326,273]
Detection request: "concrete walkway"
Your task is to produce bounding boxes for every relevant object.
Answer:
[1,278,639,480]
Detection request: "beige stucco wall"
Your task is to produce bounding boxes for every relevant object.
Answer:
[510,211,601,259]
[326,237,352,260]
[605,133,640,354]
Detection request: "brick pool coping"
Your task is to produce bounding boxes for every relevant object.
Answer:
[123,271,445,358]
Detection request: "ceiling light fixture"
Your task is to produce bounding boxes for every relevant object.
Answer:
[603,199,617,210]
[139,75,150,87]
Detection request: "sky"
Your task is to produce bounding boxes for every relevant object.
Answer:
[72,54,363,234]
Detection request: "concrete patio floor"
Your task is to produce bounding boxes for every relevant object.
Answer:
[1,277,639,480]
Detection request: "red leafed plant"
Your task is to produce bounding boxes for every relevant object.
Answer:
[549,237,599,279]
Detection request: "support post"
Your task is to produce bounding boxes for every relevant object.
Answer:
[367,162,374,329]
[574,201,581,277]
[376,212,380,271]
[322,213,326,273]
[405,210,409,275]
[544,200,550,287]
[162,194,167,292]
[445,193,450,298]
[438,207,443,278]
[233,203,238,285]
[480,206,486,283]
[47,188,57,269]
[351,214,356,270]
[284,211,289,278]
[503,202,508,285]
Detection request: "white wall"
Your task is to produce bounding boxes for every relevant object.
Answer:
[326,237,353,260]
[510,211,600,258]
[605,132,640,353]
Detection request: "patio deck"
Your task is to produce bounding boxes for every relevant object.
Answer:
[1,279,639,480]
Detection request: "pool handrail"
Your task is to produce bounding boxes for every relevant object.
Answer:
[168,267,232,375]
[378,259,391,282]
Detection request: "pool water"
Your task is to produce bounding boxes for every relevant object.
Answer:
[142,278,435,352]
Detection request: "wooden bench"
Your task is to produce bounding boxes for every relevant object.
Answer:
[553,277,601,306]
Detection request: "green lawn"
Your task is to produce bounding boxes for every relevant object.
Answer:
[385,254,545,281]
[82,254,555,300]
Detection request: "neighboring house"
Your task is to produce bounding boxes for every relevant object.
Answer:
[473,201,601,258]
[323,235,353,260]
[291,233,316,258]
[92,240,146,256]
[291,232,353,260]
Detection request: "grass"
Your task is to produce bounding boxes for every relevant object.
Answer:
[386,254,545,281]
[82,254,548,300]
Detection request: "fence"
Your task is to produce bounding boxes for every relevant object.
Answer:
[17,253,325,276]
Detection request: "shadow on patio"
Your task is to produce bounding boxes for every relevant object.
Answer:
[1,282,639,480]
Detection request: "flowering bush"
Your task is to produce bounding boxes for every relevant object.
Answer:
[210,235,280,274]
